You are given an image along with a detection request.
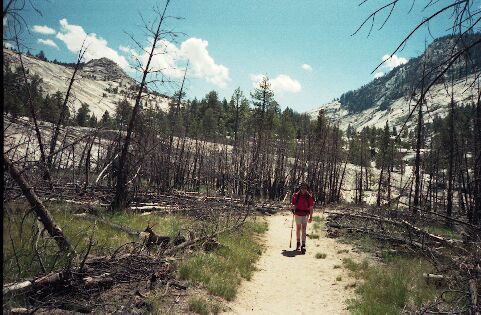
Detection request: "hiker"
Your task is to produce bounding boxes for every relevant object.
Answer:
[291,182,314,254]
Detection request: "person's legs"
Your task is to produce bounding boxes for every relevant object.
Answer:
[301,223,307,248]
[295,223,301,250]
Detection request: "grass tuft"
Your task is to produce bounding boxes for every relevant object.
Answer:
[336,276,342,281]
[308,233,320,239]
[178,221,266,300]
[344,257,440,314]
[424,224,461,240]
[315,252,327,259]
[188,297,209,315]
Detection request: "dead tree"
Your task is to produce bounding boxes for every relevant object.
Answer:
[11,28,53,188]
[473,88,481,225]
[447,95,456,223]
[112,0,173,210]
[47,44,87,173]
[3,154,74,255]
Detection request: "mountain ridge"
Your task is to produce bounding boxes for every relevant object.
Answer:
[308,33,481,131]
[3,48,171,117]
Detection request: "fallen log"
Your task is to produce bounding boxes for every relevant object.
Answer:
[163,210,249,256]
[3,270,70,297]
[422,273,446,280]
[5,271,113,298]
[327,211,464,246]
[3,154,74,255]
[83,273,114,290]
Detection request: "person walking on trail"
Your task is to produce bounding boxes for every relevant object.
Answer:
[291,182,314,254]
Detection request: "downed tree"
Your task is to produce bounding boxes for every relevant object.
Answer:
[325,206,481,314]
[3,153,74,256]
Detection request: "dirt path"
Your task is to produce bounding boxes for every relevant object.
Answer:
[225,210,363,314]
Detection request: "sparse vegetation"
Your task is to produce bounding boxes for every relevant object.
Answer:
[188,297,209,315]
[2,201,191,282]
[178,221,267,300]
[343,256,440,314]
[315,253,327,259]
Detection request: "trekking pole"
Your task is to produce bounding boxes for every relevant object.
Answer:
[289,212,294,248]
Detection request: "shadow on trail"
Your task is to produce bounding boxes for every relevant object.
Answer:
[281,249,300,257]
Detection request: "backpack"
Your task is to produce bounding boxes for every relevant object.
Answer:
[294,190,314,205]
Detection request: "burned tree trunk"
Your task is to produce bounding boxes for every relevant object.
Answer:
[112,0,172,210]
[47,45,86,172]
[3,154,74,255]
[413,99,423,218]
[13,33,53,188]
[446,96,455,224]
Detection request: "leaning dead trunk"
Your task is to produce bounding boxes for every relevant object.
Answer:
[3,154,74,255]
[47,45,87,171]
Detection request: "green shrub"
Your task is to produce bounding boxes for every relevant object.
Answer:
[188,297,209,315]
[345,257,439,314]
[178,221,266,300]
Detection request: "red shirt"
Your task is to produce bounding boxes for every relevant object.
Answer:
[291,192,314,216]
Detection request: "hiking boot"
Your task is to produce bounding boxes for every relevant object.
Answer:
[295,241,301,251]
[301,244,306,254]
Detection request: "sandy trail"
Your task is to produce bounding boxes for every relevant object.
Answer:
[225,210,363,315]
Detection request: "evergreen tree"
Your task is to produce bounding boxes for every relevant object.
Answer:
[35,50,47,61]
[76,103,91,126]
[115,99,133,129]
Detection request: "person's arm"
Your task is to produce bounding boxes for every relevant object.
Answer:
[308,195,314,222]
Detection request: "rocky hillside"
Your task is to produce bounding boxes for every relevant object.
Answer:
[3,48,171,117]
[308,34,481,131]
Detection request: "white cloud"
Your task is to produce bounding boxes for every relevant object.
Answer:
[142,39,184,78]
[250,74,265,87]
[55,19,229,87]
[38,38,59,49]
[56,18,129,69]
[382,54,408,70]
[32,25,56,35]
[119,45,130,53]
[3,41,14,49]
[250,74,301,94]
[301,64,312,71]
[129,37,230,88]
[180,38,229,88]
[374,71,384,79]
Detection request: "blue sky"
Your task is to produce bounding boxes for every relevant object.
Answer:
[4,0,479,112]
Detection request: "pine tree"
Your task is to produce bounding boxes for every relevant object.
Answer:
[76,103,91,127]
